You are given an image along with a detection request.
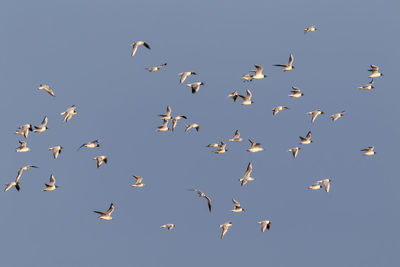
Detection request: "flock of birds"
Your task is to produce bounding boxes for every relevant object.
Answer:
[9,24,383,239]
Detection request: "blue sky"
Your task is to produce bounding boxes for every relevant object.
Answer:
[1,0,399,266]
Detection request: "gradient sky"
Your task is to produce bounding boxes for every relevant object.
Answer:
[1,0,399,266]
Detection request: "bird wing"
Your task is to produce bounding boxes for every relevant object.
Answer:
[254,64,263,75]
[306,131,312,139]
[39,116,48,127]
[204,195,212,212]
[288,53,294,66]
[143,42,151,49]
[244,162,252,178]
[49,174,56,186]
[131,43,138,56]
[106,203,114,215]
[232,198,241,208]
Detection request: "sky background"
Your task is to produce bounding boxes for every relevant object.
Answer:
[1,0,399,266]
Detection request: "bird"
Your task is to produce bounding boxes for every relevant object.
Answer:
[250,64,267,79]
[48,146,63,159]
[93,156,108,168]
[239,162,255,187]
[146,63,167,72]
[188,189,212,212]
[317,178,331,193]
[308,109,324,123]
[299,131,312,145]
[272,106,289,116]
[239,89,254,105]
[231,198,245,212]
[288,147,301,158]
[186,82,205,94]
[78,140,100,150]
[361,146,376,156]
[131,41,150,57]
[16,140,30,152]
[258,220,271,232]
[185,123,200,132]
[4,175,21,192]
[368,65,383,78]
[304,25,317,34]
[131,175,145,187]
[61,105,77,122]
[16,165,38,181]
[228,91,239,102]
[289,86,304,98]
[215,141,227,154]
[160,224,175,230]
[247,139,264,152]
[241,74,254,82]
[206,143,220,148]
[33,116,48,133]
[229,130,243,142]
[38,84,55,97]
[358,79,374,90]
[308,183,322,190]
[157,119,169,132]
[15,124,33,138]
[159,106,172,120]
[331,111,345,121]
[171,115,187,131]
[93,203,114,221]
[219,221,232,239]
[274,53,294,71]
[43,174,59,191]
[179,72,197,84]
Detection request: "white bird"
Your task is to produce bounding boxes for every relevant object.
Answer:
[131,175,145,187]
[231,198,245,212]
[61,105,77,122]
[171,115,187,131]
[48,146,63,159]
[33,116,48,133]
[308,183,322,190]
[160,224,175,230]
[93,156,108,168]
[289,86,304,98]
[361,146,376,156]
[241,74,254,82]
[229,130,243,142]
[16,140,30,153]
[157,119,169,132]
[4,175,21,192]
[317,178,331,193]
[247,139,264,152]
[15,124,33,138]
[219,221,232,239]
[239,162,255,187]
[179,72,197,84]
[228,91,239,102]
[358,79,374,90]
[272,106,289,116]
[146,63,167,72]
[185,123,200,132]
[368,65,383,78]
[206,143,220,148]
[215,142,227,154]
[131,41,151,57]
[288,147,301,158]
[159,106,172,120]
[78,140,100,150]
[299,131,312,145]
[93,203,114,221]
[250,64,267,79]
[239,89,254,105]
[331,111,345,121]
[308,109,324,123]
[274,54,294,71]
[43,174,59,191]
[186,82,205,94]
[304,25,317,34]
[188,189,212,212]
[258,220,271,232]
[38,84,55,97]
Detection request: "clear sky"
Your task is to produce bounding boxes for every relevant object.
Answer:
[1,0,399,266]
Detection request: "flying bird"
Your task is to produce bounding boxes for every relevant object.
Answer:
[4,175,21,192]
[78,140,100,150]
[299,131,312,145]
[317,178,331,193]
[159,106,172,120]
[250,64,267,79]
[361,146,376,156]
[188,189,212,212]
[171,115,187,131]
[179,72,197,84]
[38,84,55,97]
[33,116,48,133]
[157,119,169,132]
[239,89,254,105]
[304,25,317,34]
[258,220,271,232]
[308,109,324,123]
[93,203,114,221]
[93,156,108,168]
[308,183,322,190]
[228,91,239,102]
[274,53,294,71]
[239,162,255,187]
[131,175,145,187]
[15,124,33,138]
[185,123,200,132]
[241,74,254,82]
[160,224,175,230]
[247,139,264,152]
[331,111,345,121]
[43,174,59,191]
[186,82,205,94]
[131,41,151,57]
[288,147,301,158]
[61,105,77,122]
[219,221,232,239]
[368,65,383,78]
[146,63,167,72]
[215,141,227,154]
[229,130,243,142]
[231,198,245,213]
[358,79,374,90]
[272,106,289,116]
[48,146,63,159]
[16,140,30,153]
[206,143,220,148]
[289,86,304,98]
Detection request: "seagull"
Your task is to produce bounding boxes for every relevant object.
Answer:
[185,123,200,132]
[258,220,271,232]
[289,86,304,98]
[61,105,77,122]
[215,141,227,154]
[131,175,145,187]
[229,130,243,142]
[361,146,376,156]
[299,131,312,145]
[272,106,289,116]
[250,64,267,79]
[274,53,294,71]
[308,109,324,123]
[16,165,38,181]
[16,140,30,152]
[4,175,21,192]
[317,178,331,193]
[78,140,100,150]
[239,162,255,187]
[241,74,254,82]
[93,156,108,168]
[171,115,187,131]
[239,89,254,105]
[179,72,197,84]
[358,79,374,90]
[231,198,245,212]
[207,143,220,148]
[331,111,345,121]
[219,221,232,239]
[33,116,48,133]
[308,183,322,190]
[188,189,212,212]
[160,224,175,230]
[43,174,59,191]
[304,25,317,34]
[48,146,63,159]
[159,106,172,120]
[131,41,151,57]
[228,91,239,102]
[288,147,301,158]
[146,63,167,72]
[157,119,169,132]
[186,82,205,94]
[38,84,55,97]
[15,124,33,138]
[247,139,264,152]
[93,203,114,221]
[368,65,383,78]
